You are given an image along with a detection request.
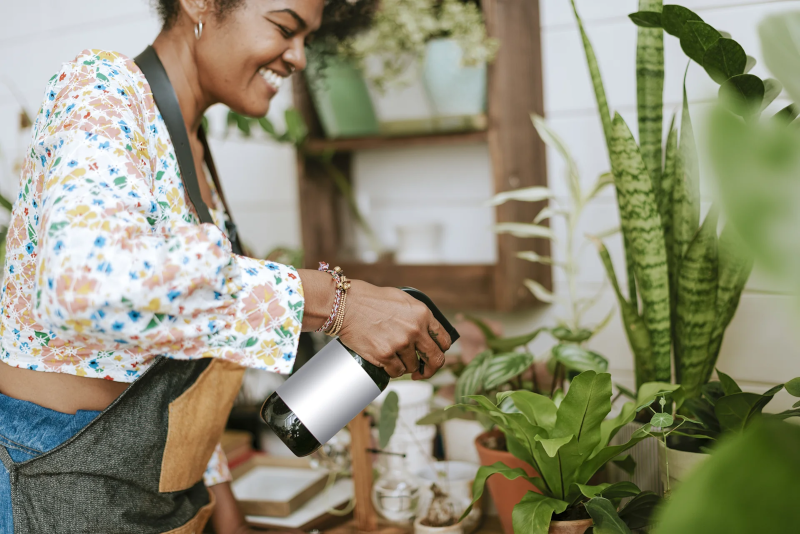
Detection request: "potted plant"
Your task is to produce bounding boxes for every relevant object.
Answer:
[450,371,673,534]
[646,371,800,494]
[339,0,498,132]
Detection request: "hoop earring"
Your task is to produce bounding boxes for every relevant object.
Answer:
[194,20,204,40]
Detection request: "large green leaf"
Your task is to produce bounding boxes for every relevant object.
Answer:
[680,21,721,65]
[483,352,535,391]
[702,38,746,84]
[455,350,491,402]
[578,424,653,484]
[636,0,664,201]
[719,74,766,116]
[552,344,609,373]
[715,392,775,434]
[661,5,702,38]
[498,390,558,432]
[585,497,633,534]
[609,114,671,383]
[674,209,719,399]
[553,371,612,455]
[706,225,753,380]
[717,369,742,395]
[618,491,662,530]
[512,491,569,534]
[629,11,663,28]
[653,420,800,533]
[462,462,540,522]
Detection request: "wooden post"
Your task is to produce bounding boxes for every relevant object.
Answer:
[349,410,378,532]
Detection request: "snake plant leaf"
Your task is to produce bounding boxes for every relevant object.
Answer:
[489,186,553,206]
[483,352,536,391]
[531,114,582,203]
[661,5,703,38]
[673,81,701,267]
[703,38,747,84]
[495,222,554,239]
[511,492,570,534]
[552,343,609,373]
[629,11,663,28]
[675,208,720,399]
[716,369,743,395]
[609,113,671,383]
[680,21,722,65]
[593,238,655,387]
[488,328,547,353]
[636,0,664,198]
[761,78,784,111]
[719,74,765,116]
[662,114,679,312]
[525,279,557,304]
[585,497,634,534]
[707,224,753,380]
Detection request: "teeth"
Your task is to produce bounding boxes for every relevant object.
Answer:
[258,67,285,91]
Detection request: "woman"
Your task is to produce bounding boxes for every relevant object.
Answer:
[0,1,452,532]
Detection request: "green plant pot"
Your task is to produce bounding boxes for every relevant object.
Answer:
[305,57,380,139]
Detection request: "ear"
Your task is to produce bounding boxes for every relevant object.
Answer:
[177,0,210,24]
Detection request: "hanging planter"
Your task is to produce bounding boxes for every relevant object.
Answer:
[305,56,379,139]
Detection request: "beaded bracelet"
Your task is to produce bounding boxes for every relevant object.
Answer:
[316,262,351,336]
[315,262,340,333]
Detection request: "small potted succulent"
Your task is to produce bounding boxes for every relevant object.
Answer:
[450,371,672,534]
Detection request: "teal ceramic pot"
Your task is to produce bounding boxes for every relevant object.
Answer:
[422,38,487,117]
[305,56,379,138]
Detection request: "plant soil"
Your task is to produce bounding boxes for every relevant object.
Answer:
[552,504,591,522]
[421,484,458,528]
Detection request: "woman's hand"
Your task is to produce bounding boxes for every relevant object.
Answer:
[298,271,452,379]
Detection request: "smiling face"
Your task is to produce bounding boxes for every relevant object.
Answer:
[192,0,323,117]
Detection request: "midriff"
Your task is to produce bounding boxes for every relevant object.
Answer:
[0,361,129,414]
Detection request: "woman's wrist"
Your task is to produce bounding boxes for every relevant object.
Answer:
[297,268,337,332]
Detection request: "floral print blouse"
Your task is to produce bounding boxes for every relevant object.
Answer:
[0,49,305,484]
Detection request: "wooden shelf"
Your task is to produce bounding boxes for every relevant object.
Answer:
[292,0,550,312]
[303,130,488,153]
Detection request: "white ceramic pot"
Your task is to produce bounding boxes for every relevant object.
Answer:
[441,419,485,464]
[414,516,465,534]
[607,421,661,494]
[374,381,435,432]
[414,461,482,534]
[658,445,709,494]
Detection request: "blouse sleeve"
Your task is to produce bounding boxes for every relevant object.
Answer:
[30,51,303,374]
[203,443,233,487]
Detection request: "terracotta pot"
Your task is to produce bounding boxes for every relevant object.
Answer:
[548,518,593,534]
[475,430,540,534]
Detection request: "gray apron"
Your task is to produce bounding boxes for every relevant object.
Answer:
[0,356,245,533]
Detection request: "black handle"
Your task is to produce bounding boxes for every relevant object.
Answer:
[399,287,460,344]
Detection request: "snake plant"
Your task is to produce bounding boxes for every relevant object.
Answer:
[571,1,759,399]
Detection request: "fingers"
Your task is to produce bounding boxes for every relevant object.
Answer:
[426,319,453,353]
[413,330,445,380]
[396,344,420,376]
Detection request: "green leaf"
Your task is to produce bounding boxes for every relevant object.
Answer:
[716,369,742,395]
[759,12,800,107]
[660,113,678,275]
[612,455,637,476]
[701,381,726,406]
[258,117,276,136]
[715,392,773,433]
[535,434,574,458]
[674,208,720,399]
[524,279,557,304]
[552,344,609,373]
[461,462,539,522]
[531,114,582,204]
[762,78,783,111]
[785,378,800,397]
[702,38,747,84]
[650,412,674,428]
[488,328,547,352]
[616,384,637,400]
[584,497,633,534]
[661,5,702,38]
[455,350,492,402]
[464,315,498,340]
[498,390,558,432]
[578,424,653,484]
[586,172,615,202]
[512,491,569,534]
[284,108,308,145]
[516,251,556,266]
[576,481,641,501]
[483,352,535,391]
[489,186,553,206]
[494,222,554,239]
[672,81,701,275]
[680,21,722,65]
[636,1,664,206]
[551,326,593,343]
[609,113,671,383]
[629,11,663,28]
[618,491,662,530]
[378,391,399,448]
[416,406,473,426]
[720,74,765,116]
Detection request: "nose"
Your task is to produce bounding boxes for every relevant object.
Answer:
[283,38,307,72]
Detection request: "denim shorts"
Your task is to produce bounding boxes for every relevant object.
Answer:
[0,392,100,532]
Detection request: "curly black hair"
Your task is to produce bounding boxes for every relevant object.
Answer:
[153,0,377,54]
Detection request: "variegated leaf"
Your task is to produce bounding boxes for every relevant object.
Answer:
[483,352,536,391]
[531,114,582,204]
[489,186,553,206]
[495,223,554,239]
[524,279,557,304]
[637,0,665,203]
